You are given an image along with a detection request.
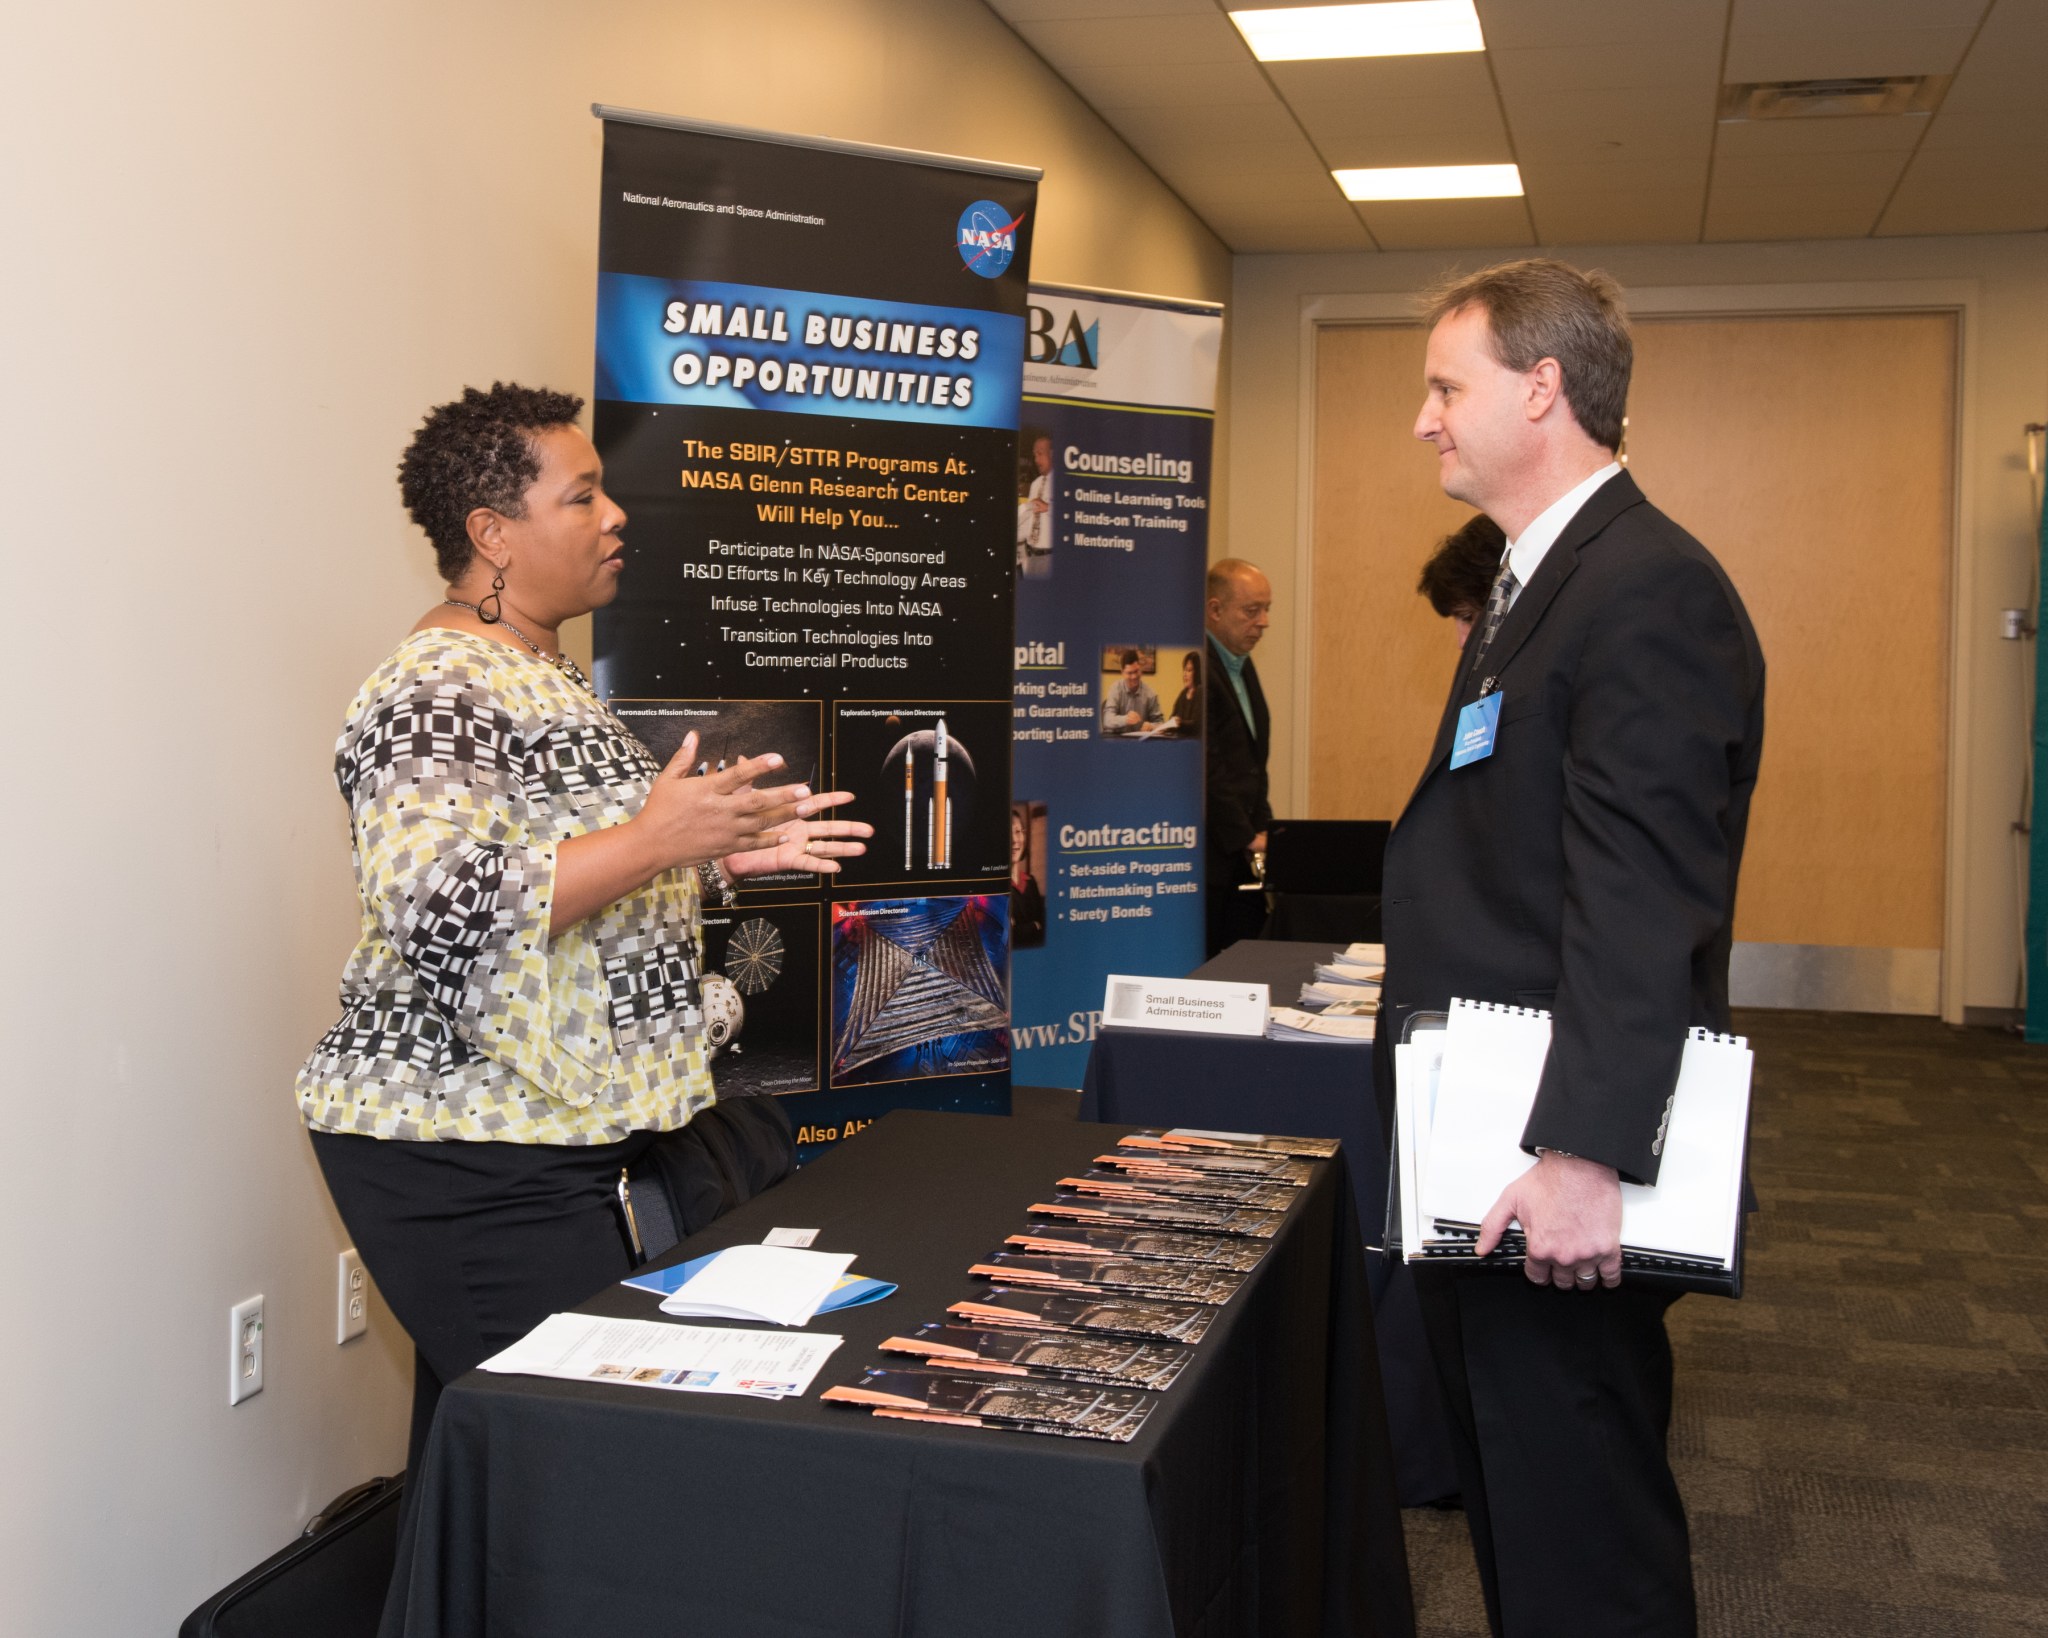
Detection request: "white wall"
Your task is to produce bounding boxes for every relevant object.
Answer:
[0,3,1225,1631]
[1227,235,2048,1017]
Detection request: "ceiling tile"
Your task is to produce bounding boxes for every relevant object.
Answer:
[1723,26,1979,83]
[1355,197,1536,251]
[1728,0,1985,36]
[1474,0,1725,54]
[1711,150,1910,194]
[1703,203,1885,241]
[1528,190,1703,245]
[1105,102,1310,173]
[1501,88,1714,175]
[1919,108,2048,152]
[1713,113,1930,157]
[1521,156,1710,195]
[1926,0,2048,116]
[1489,39,1720,94]
[1058,57,1278,109]
[1011,12,1250,68]
[1294,105,1507,173]
[985,0,1220,21]
[1878,148,2048,236]
[1195,195,1379,253]
[1705,183,1883,240]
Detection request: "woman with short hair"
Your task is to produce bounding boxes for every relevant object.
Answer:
[299,383,871,1468]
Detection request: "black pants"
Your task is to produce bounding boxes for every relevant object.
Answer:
[1415,1268,1696,1638]
[310,1098,794,1476]
[1205,848,1266,958]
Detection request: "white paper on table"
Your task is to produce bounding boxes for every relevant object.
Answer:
[479,1313,844,1399]
[1268,1006,1375,1041]
[1339,943,1386,966]
[1315,961,1383,984]
[659,1245,857,1327]
[1301,979,1379,1006]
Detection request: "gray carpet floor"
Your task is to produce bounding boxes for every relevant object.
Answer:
[1406,1008,2048,1637]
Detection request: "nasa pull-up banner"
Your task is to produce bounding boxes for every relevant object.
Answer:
[1010,284,1223,1088]
[589,108,1038,1156]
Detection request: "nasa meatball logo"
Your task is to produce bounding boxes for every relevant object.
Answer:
[957,200,1022,278]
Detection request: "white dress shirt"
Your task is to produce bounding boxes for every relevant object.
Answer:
[1503,461,1622,608]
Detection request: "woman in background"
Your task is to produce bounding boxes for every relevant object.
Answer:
[298,383,871,1468]
[1010,805,1046,948]
[1169,649,1203,737]
[1417,513,1506,648]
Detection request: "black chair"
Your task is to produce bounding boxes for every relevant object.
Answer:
[179,1474,402,1638]
[1259,820,1389,944]
[1261,819,1391,896]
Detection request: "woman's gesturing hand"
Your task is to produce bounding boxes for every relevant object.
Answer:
[631,732,806,870]
[727,790,874,878]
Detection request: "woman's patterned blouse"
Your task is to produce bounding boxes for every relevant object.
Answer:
[296,628,712,1144]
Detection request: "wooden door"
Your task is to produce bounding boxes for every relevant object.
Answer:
[1309,310,1955,958]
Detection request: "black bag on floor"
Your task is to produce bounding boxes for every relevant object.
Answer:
[178,1474,402,1638]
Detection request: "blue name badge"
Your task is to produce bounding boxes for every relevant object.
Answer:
[1449,692,1503,770]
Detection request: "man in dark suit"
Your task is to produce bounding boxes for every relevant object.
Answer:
[1204,558,1273,956]
[1381,259,1764,1636]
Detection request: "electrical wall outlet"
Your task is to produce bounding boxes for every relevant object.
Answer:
[230,1295,265,1405]
[337,1249,368,1344]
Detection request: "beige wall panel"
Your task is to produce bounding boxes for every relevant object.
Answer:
[1308,324,1480,820]
[1626,312,1954,950]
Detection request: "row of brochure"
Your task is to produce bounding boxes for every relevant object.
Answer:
[819,1127,1340,1442]
[1268,942,1382,1043]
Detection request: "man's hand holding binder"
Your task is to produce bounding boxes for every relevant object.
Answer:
[1474,1152,1622,1291]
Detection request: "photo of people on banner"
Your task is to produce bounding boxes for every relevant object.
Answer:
[1098,645,1202,739]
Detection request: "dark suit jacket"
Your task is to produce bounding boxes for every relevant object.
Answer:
[1381,471,1764,1186]
[1205,640,1272,862]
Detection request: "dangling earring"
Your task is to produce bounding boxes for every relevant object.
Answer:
[479,567,505,624]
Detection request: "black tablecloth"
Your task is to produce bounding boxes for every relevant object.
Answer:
[383,1109,1414,1638]
[1079,941,1458,1509]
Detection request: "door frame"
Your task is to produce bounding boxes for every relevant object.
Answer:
[1295,278,1980,1022]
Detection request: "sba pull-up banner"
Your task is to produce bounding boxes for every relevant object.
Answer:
[589,109,1038,1155]
[1010,285,1223,1088]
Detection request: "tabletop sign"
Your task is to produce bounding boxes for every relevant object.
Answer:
[1102,974,1270,1038]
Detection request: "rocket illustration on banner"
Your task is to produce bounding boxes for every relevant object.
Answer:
[929,718,952,870]
[903,738,915,871]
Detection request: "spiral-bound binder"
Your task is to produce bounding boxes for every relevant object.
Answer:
[1388,999,1751,1297]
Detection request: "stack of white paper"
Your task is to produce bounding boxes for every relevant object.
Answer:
[480,1313,843,1399]
[1301,979,1379,1008]
[658,1245,858,1327]
[1397,999,1750,1275]
[1339,942,1386,966]
[1269,1005,1375,1042]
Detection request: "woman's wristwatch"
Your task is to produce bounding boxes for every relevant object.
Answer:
[696,859,739,906]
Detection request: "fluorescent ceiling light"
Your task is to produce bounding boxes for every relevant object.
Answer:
[1230,2,1484,62]
[1334,163,1523,200]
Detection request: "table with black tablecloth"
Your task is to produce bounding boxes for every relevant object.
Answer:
[382,1109,1415,1638]
[1080,940,1458,1508]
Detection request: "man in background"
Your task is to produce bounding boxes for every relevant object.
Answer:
[1204,558,1273,956]
[1100,648,1164,734]
[1418,513,1506,647]
[1384,259,1764,1636]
